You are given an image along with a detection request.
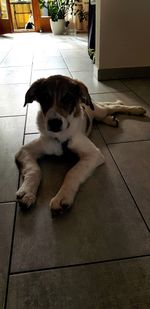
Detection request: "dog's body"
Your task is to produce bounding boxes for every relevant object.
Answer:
[16,75,146,216]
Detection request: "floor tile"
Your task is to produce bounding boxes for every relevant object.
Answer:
[109,140,150,228]
[0,84,28,116]
[11,129,150,272]
[0,116,25,202]
[0,49,33,67]
[72,72,129,93]
[0,203,15,309]
[122,78,150,106]
[33,56,67,70]
[64,55,93,72]
[25,102,40,134]
[7,257,150,309]
[31,68,71,83]
[0,67,31,84]
[91,91,150,143]
[0,51,9,64]
[60,48,88,57]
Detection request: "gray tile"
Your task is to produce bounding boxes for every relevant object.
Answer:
[7,257,150,309]
[122,78,150,106]
[109,140,150,228]
[0,67,31,84]
[11,129,150,272]
[0,203,15,309]
[91,92,150,143]
[72,72,129,93]
[0,84,28,116]
[0,116,25,202]
[31,68,71,83]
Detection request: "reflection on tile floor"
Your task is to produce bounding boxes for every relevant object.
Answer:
[0,33,150,309]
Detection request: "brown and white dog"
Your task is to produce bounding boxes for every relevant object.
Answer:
[15,75,146,216]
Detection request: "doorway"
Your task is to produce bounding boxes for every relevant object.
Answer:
[0,0,40,34]
[9,0,34,32]
[0,0,13,33]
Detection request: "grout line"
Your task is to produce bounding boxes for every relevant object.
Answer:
[106,138,150,145]
[59,49,74,78]
[25,132,39,135]
[0,47,13,66]
[4,53,35,309]
[10,254,150,277]
[97,126,150,232]
[0,114,26,119]
[121,79,150,108]
[0,201,16,205]
[4,202,18,309]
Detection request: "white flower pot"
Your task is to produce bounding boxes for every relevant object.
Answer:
[50,19,65,35]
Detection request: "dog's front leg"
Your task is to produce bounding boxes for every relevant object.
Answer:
[50,135,105,216]
[15,139,44,208]
[16,137,62,208]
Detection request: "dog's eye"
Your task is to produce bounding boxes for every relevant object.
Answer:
[40,92,53,114]
[61,93,75,113]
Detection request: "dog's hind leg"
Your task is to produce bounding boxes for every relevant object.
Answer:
[96,102,146,117]
[93,101,146,125]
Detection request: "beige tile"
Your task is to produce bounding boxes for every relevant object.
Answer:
[72,72,129,93]
[0,67,31,84]
[0,84,28,116]
[25,101,40,134]
[33,56,67,70]
[31,68,71,83]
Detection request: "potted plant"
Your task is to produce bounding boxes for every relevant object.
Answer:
[39,0,85,35]
[48,0,66,34]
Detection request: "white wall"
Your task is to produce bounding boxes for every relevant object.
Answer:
[95,0,150,70]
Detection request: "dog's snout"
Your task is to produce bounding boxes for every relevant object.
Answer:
[47,118,62,132]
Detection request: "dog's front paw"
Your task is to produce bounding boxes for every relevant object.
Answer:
[50,191,73,217]
[16,188,36,209]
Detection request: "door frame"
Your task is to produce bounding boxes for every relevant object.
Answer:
[0,0,13,34]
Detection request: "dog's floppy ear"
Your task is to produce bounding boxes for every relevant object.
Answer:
[76,80,94,110]
[24,78,45,106]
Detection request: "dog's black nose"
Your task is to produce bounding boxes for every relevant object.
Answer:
[47,118,62,132]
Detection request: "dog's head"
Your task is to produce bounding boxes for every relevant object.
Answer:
[24,75,94,133]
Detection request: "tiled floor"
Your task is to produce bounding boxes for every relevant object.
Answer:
[0,32,150,309]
